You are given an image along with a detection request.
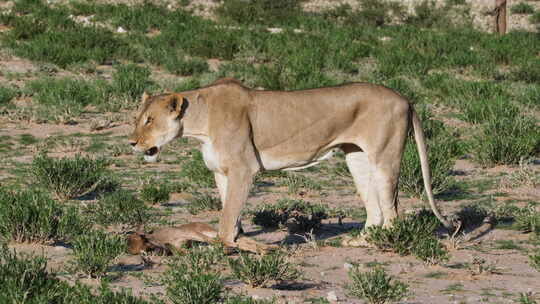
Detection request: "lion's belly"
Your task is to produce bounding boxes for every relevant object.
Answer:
[259,148,336,171]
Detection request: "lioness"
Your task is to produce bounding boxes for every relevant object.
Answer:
[129,78,454,248]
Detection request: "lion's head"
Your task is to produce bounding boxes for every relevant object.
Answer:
[129,92,188,162]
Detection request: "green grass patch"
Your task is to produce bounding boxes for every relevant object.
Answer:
[251,199,329,233]
[179,149,215,188]
[164,246,225,304]
[0,244,150,303]
[186,193,221,215]
[529,247,540,272]
[346,266,409,304]
[228,250,299,288]
[110,63,154,101]
[365,210,449,264]
[31,154,118,201]
[70,229,126,278]
[0,85,17,105]
[18,133,39,145]
[1,0,131,68]
[280,173,323,194]
[26,77,110,119]
[471,116,540,166]
[140,181,171,204]
[89,190,153,228]
[0,188,89,243]
[215,0,304,27]
[511,2,535,14]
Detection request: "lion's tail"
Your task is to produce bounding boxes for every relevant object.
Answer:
[411,108,454,230]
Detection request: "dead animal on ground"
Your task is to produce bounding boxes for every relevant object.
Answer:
[127,222,275,254]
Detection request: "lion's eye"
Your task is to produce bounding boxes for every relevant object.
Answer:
[145,117,153,125]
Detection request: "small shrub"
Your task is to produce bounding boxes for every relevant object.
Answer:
[186,193,221,215]
[140,182,171,204]
[365,211,449,264]
[0,188,88,243]
[0,244,151,303]
[164,256,224,304]
[179,149,215,188]
[514,205,540,235]
[224,295,276,304]
[0,244,64,303]
[215,0,304,26]
[111,64,154,101]
[280,173,322,194]
[1,3,129,67]
[348,0,406,27]
[251,199,328,233]
[27,77,109,118]
[511,2,535,14]
[346,266,409,304]
[172,244,225,271]
[531,11,540,24]
[529,247,540,272]
[471,116,540,166]
[70,230,126,278]
[90,190,152,227]
[0,85,17,105]
[31,154,118,201]
[228,251,299,288]
[163,56,209,76]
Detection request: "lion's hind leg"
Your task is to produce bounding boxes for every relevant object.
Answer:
[341,145,383,247]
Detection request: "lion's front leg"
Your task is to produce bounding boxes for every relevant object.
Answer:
[218,167,253,247]
[214,172,243,234]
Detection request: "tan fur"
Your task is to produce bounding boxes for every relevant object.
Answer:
[129,78,453,249]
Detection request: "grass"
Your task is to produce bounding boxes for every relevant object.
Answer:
[511,2,535,14]
[1,0,131,68]
[179,149,215,188]
[110,64,154,101]
[89,190,153,228]
[228,250,299,288]
[530,247,540,272]
[26,77,110,120]
[214,0,305,27]
[0,188,88,243]
[280,173,323,194]
[70,229,126,278]
[471,116,540,166]
[31,154,118,201]
[251,199,329,233]
[346,266,409,304]
[365,210,449,264]
[0,244,151,303]
[0,85,17,105]
[140,181,171,204]
[164,246,225,304]
[186,193,221,215]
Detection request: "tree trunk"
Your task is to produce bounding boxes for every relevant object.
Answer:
[494,0,507,35]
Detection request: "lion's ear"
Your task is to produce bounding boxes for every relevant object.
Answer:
[168,95,189,118]
[141,91,150,104]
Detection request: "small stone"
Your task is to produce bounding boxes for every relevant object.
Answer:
[344,262,353,270]
[116,26,127,33]
[320,271,325,277]
[327,291,338,302]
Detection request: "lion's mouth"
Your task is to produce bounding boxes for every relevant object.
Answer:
[145,147,159,156]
